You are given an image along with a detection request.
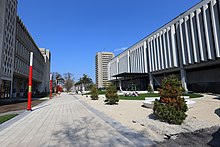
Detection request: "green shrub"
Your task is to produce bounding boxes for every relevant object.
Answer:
[105,84,119,105]
[153,75,187,125]
[153,99,187,125]
[159,75,185,99]
[147,84,154,93]
[90,85,99,100]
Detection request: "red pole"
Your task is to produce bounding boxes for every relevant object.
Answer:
[27,52,33,111]
[50,73,52,99]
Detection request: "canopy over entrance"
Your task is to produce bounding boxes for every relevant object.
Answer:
[112,72,148,78]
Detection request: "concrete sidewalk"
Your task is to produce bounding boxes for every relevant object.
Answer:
[0,93,154,147]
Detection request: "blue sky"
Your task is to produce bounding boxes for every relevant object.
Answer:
[18,0,200,82]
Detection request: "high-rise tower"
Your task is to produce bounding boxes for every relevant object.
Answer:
[95,52,114,88]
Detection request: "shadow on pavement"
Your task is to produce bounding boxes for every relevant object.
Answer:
[51,116,133,146]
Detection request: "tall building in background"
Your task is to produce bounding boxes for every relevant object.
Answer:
[96,52,114,88]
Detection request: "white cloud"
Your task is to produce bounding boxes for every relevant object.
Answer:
[114,47,128,52]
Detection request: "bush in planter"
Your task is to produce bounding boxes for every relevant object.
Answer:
[153,75,187,125]
[105,83,119,105]
[90,85,99,100]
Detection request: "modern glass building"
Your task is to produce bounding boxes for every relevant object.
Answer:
[108,0,220,93]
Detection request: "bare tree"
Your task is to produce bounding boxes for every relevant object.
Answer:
[63,73,74,92]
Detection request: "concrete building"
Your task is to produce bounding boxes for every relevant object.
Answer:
[108,0,220,93]
[96,52,114,88]
[39,48,51,93]
[0,0,18,98]
[0,0,51,98]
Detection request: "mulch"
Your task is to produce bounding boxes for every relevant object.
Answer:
[156,126,220,147]
[0,99,46,114]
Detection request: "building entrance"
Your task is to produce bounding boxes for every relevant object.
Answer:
[0,80,11,98]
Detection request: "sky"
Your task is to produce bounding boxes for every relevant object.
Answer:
[17,0,200,82]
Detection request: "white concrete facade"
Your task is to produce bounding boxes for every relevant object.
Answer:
[0,0,51,98]
[0,0,17,98]
[108,0,220,93]
[39,48,51,93]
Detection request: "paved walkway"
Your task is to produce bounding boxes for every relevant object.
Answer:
[0,93,154,147]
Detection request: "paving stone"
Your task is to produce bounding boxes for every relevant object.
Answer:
[0,93,155,147]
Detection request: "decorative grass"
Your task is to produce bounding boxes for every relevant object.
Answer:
[119,93,159,100]
[0,114,18,124]
[184,93,203,98]
[119,92,203,100]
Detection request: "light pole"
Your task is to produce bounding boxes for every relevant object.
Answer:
[50,73,52,99]
[27,52,33,111]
